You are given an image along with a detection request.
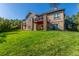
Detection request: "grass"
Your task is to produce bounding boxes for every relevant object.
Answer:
[0,30,79,56]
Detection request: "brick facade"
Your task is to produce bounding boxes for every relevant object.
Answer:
[21,9,65,31]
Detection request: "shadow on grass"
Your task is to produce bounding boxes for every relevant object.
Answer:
[0,30,20,43]
[0,34,6,43]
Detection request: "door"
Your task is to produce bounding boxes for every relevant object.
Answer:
[52,24,59,30]
[37,24,43,30]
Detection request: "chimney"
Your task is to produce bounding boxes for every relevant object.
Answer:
[50,3,59,11]
[53,7,58,11]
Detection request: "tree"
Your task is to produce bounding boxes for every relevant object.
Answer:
[64,15,71,30]
[0,17,22,32]
[73,12,79,31]
[65,15,77,31]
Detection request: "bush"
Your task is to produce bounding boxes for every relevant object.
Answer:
[0,17,22,32]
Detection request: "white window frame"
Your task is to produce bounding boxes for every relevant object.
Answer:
[54,12,60,19]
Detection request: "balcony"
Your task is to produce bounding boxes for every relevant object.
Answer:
[34,17,43,22]
[34,17,43,24]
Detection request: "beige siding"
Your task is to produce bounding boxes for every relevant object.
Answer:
[22,14,36,30]
[25,19,33,30]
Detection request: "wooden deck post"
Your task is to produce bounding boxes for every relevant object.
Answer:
[33,23,37,31]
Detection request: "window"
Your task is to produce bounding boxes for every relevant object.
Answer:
[54,13,60,19]
[34,17,38,21]
[39,16,43,21]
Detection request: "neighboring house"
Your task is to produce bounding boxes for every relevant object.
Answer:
[21,8,65,31]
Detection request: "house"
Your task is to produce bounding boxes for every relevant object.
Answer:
[21,8,65,31]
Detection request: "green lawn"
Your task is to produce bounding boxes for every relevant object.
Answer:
[0,30,79,56]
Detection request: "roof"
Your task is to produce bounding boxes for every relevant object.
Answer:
[25,9,65,20]
[39,9,65,16]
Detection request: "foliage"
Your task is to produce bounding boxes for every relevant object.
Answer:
[0,17,22,32]
[71,12,79,31]
[64,12,79,31]
[65,15,77,31]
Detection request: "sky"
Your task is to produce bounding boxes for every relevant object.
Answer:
[0,3,79,20]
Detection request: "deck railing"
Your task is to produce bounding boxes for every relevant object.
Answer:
[34,17,43,22]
